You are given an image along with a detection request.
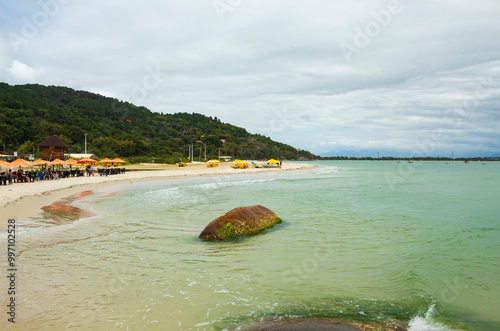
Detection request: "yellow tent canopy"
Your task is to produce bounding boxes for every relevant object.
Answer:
[206,159,220,167]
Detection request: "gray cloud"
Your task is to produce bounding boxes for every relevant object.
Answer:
[1,0,499,156]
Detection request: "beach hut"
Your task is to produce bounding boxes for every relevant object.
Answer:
[37,135,69,160]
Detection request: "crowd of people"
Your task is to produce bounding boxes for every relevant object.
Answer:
[0,166,126,186]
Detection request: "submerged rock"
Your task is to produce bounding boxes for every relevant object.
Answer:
[234,317,407,330]
[199,205,282,241]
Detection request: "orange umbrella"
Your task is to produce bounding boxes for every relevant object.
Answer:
[10,158,32,167]
[0,160,11,166]
[32,159,49,166]
[99,158,114,164]
[49,158,65,165]
[64,158,78,166]
[77,157,98,164]
[111,158,125,163]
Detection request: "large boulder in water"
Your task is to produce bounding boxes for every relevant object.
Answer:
[199,205,282,241]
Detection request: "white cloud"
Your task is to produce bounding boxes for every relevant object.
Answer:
[0,0,499,156]
[7,60,37,82]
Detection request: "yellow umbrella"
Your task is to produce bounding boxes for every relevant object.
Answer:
[267,159,279,164]
[207,159,220,163]
[233,159,242,163]
[10,158,32,167]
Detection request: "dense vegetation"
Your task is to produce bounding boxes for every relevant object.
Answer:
[0,83,316,162]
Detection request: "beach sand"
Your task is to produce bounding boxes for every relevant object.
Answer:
[0,161,315,227]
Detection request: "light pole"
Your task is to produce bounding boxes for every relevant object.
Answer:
[84,133,88,154]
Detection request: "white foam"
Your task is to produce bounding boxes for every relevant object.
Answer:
[408,304,452,331]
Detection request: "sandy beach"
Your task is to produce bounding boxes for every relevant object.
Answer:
[0,161,315,227]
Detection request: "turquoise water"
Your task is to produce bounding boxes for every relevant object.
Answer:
[3,161,499,330]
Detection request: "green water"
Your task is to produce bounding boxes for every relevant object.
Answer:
[2,161,499,330]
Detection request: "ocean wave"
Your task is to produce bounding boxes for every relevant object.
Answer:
[408,304,452,331]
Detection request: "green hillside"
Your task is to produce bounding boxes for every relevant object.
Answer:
[0,83,315,162]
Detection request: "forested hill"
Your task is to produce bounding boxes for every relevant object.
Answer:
[0,83,315,162]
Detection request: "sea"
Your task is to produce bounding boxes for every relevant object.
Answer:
[1,160,499,330]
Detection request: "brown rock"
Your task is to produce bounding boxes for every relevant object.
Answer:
[235,317,407,331]
[199,205,282,241]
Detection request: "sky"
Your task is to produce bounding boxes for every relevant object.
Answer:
[1,0,499,157]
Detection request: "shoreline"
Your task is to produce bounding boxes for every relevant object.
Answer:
[0,162,316,227]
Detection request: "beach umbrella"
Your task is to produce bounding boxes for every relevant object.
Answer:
[10,158,32,167]
[64,158,78,166]
[77,157,98,164]
[32,159,49,166]
[111,158,125,163]
[233,159,242,163]
[267,159,279,164]
[99,158,114,164]
[49,158,65,165]
[207,159,220,163]
[0,160,11,166]
[32,158,49,165]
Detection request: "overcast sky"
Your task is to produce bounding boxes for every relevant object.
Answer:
[1,0,499,156]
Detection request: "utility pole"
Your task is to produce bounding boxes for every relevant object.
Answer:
[84,133,88,154]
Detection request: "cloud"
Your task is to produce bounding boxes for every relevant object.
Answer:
[7,60,38,82]
[0,0,499,155]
